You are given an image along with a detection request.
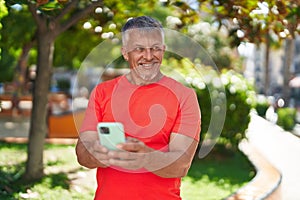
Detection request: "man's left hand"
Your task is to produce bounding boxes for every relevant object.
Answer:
[107,137,151,170]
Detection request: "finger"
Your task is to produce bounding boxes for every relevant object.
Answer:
[108,151,136,160]
[120,143,142,152]
[91,142,111,162]
[108,158,141,170]
[93,141,109,153]
[94,153,111,167]
[109,151,147,166]
[100,159,110,166]
[126,137,140,143]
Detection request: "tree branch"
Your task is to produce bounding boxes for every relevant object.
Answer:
[27,0,43,27]
[54,0,103,37]
[54,0,79,23]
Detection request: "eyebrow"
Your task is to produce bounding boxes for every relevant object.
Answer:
[132,43,163,47]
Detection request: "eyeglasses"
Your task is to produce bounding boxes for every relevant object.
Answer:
[130,45,164,54]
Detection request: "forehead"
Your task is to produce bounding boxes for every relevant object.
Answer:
[125,28,163,46]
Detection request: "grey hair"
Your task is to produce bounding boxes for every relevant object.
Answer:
[121,16,164,46]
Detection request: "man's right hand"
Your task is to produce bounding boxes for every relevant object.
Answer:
[76,131,111,168]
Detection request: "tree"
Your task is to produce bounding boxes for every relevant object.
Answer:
[22,0,106,181]
[197,0,300,99]
[2,7,37,94]
[4,0,117,181]
[0,0,8,61]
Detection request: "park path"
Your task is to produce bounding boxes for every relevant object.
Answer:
[246,113,300,200]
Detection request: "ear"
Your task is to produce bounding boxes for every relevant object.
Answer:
[162,44,166,52]
[121,47,128,61]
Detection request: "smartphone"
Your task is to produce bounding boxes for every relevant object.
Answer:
[97,122,126,150]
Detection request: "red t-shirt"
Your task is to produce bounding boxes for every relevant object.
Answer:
[80,75,201,200]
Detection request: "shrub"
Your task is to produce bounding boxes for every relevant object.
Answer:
[162,58,255,153]
[255,95,269,117]
[277,107,296,131]
[191,69,255,151]
[255,103,269,117]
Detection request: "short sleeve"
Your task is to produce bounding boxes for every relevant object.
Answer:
[79,87,102,133]
[172,89,201,141]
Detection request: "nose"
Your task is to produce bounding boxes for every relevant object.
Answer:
[143,48,154,60]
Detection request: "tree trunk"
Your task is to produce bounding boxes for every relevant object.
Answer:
[264,34,271,95]
[282,38,295,106]
[23,29,54,181]
[13,40,35,95]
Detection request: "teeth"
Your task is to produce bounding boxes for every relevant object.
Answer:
[141,64,152,67]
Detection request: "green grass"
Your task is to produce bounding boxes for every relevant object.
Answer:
[181,151,255,200]
[0,141,95,200]
[0,141,255,200]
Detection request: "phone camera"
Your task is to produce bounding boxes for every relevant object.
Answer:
[100,127,110,134]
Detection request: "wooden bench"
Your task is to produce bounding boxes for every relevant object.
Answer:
[1,93,86,138]
[0,94,32,117]
[48,109,85,138]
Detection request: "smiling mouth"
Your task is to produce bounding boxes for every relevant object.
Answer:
[138,62,158,68]
[141,63,152,67]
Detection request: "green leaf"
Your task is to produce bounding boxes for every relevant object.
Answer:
[38,1,62,11]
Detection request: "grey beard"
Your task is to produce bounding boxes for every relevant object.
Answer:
[134,66,160,81]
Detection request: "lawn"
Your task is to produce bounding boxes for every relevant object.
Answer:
[0,141,255,200]
[181,150,255,199]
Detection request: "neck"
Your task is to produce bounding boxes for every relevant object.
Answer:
[126,72,164,86]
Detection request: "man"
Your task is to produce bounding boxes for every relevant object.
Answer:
[76,16,201,199]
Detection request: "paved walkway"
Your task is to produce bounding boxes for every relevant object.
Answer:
[0,117,30,138]
[246,113,300,200]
